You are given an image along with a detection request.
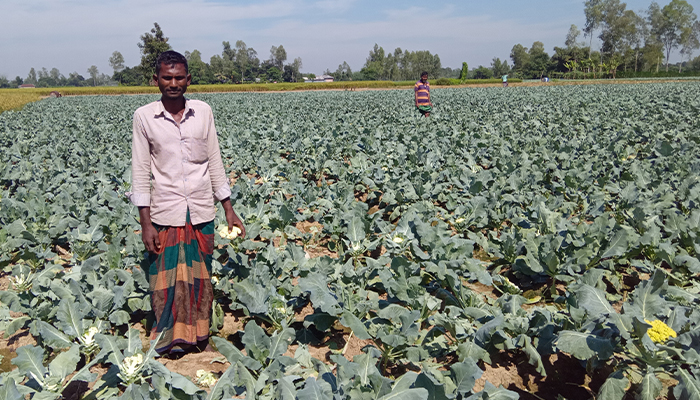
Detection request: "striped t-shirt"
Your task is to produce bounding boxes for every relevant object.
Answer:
[414,80,430,105]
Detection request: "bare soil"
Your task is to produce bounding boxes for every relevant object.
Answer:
[474,352,611,400]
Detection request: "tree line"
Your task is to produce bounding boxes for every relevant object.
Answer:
[493,0,699,80]
[0,23,306,88]
[1,0,698,88]
[345,0,699,81]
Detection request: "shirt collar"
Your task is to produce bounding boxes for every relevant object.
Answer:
[153,98,194,119]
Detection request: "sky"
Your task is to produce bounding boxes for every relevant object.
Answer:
[0,0,692,79]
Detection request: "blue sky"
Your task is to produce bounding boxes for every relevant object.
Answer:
[0,0,688,79]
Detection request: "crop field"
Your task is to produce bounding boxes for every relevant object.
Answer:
[0,83,699,400]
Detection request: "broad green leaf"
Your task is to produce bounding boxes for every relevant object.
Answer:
[0,378,24,400]
[638,368,662,400]
[56,298,85,338]
[600,229,629,259]
[347,216,366,243]
[379,388,429,400]
[241,320,271,363]
[457,340,490,364]
[466,381,519,400]
[275,376,298,400]
[451,359,482,396]
[415,372,449,400]
[3,316,30,338]
[207,365,235,400]
[354,353,381,387]
[170,372,203,395]
[232,280,270,314]
[297,377,333,400]
[629,269,667,321]
[11,345,46,381]
[597,370,629,400]
[555,331,614,360]
[675,368,700,400]
[211,336,261,369]
[109,310,130,326]
[48,345,80,381]
[268,328,295,359]
[235,361,257,400]
[94,333,123,365]
[340,310,371,340]
[298,273,341,316]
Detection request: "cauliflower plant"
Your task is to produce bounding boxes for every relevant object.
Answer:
[195,370,218,387]
[218,225,241,240]
[117,353,146,386]
[645,319,677,343]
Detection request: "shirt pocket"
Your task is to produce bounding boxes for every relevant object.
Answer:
[189,138,209,163]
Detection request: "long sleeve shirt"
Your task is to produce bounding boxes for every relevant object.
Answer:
[126,99,231,226]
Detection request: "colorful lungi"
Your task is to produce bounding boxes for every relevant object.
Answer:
[148,211,214,354]
[417,105,432,114]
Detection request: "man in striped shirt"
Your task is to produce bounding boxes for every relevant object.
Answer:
[414,71,432,117]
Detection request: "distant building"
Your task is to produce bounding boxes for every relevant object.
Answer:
[311,74,334,83]
[19,84,35,89]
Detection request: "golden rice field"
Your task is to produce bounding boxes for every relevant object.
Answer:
[0,79,518,113]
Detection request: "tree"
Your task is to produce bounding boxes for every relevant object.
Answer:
[599,1,635,60]
[510,44,530,77]
[361,44,386,80]
[333,61,353,81]
[25,68,37,85]
[109,51,125,83]
[87,65,99,86]
[266,66,282,82]
[565,24,582,48]
[137,22,171,83]
[185,50,210,84]
[459,62,469,81]
[234,40,255,82]
[690,53,700,70]
[649,0,698,71]
[269,45,287,70]
[625,11,649,71]
[114,67,142,86]
[13,76,23,87]
[528,41,551,78]
[491,58,510,77]
[679,20,700,71]
[0,76,10,88]
[66,72,86,87]
[584,0,605,52]
[473,66,492,79]
[280,57,303,83]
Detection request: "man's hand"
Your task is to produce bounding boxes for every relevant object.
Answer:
[142,224,161,253]
[138,207,161,253]
[221,198,246,239]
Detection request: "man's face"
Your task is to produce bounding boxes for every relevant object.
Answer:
[421,74,428,83]
[154,63,191,100]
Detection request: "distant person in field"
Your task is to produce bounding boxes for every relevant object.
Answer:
[127,50,246,356]
[415,71,432,117]
[502,74,508,87]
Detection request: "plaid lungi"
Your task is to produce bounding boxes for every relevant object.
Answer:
[148,211,214,354]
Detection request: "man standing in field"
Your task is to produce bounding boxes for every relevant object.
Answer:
[415,71,432,117]
[127,50,246,355]
[502,74,508,87]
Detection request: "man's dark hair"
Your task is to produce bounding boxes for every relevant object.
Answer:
[155,51,188,76]
[420,71,428,77]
